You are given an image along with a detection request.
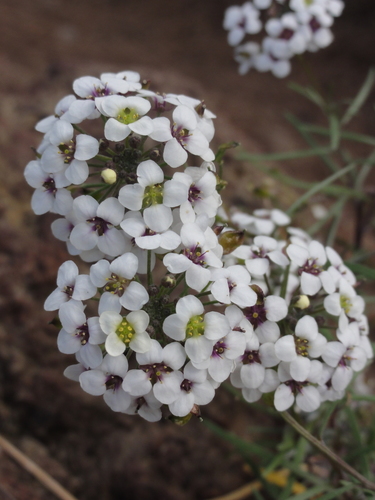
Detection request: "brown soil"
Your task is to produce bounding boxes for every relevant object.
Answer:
[0,0,375,499]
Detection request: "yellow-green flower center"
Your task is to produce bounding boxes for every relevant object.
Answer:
[340,295,351,314]
[117,107,139,125]
[116,318,135,344]
[142,184,164,208]
[295,337,309,357]
[186,315,205,337]
[104,273,130,297]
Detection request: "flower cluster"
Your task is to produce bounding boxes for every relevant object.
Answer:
[25,70,371,423]
[223,0,344,78]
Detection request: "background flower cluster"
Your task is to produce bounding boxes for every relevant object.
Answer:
[223,0,344,77]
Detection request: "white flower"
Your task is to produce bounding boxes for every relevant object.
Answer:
[96,95,153,141]
[79,354,131,412]
[57,301,105,368]
[69,196,126,257]
[118,160,188,233]
[274,315,327,381]
[287,240,335,295]
[69,75,141,122]
[233,236,288,276]
[244,294,288,330]
[324,278,365,320]
[322,318,368,391]
[99,309,151,356]
[193,328,247,383]
[120,211,181,252]
[326,246,356,286]
[90,253,149,313]
[123,340,186,404]
[168,362,215,417]
[163,222,223,292]
[232,208,290,235]
[44,260,97,311]
[124,391,163,422]
[35,94,79,133]
[150,105,214,168]
[274,361,322,412]
[210,265,257,308]
[41,121,99,184]
[174,166,221,223]
[223,3,262,46]
[24,159,73,215]
[265,13,310,56]
[163,295,231,364]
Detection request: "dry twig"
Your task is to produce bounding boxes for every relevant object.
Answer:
[0,434,79,500]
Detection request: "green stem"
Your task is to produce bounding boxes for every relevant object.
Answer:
[73,124,87,134]
[147,250,153,287]
[280,411,375,492]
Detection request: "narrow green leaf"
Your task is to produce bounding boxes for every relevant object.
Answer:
[329,114,340,150]
[288,82,326,109]
[286,163,357,216]
[292,123,375,147]
[345,262,375,281]
[285,112,340,173]
[203,419,274,462]
[256,167,365,199]
[342,68,375,125]
[345,407,370,477]
[239,147,332,162]
[284,484,328,500]
[278,474,295,500]
[345,444,375,462]
[316,484,357,500]
[325,195,349,247]
[317,401,341,440]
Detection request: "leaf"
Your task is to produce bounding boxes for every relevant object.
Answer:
[345,262,375,281]
[317,401,341,440]
[288,83,326,109]
[316,484,357,500]
[342,68,375,125]
[292,123,375,147]
[203,419,275,463]
[285,112,340,173]
[283,484,328,500]
[329,114,340,150]
[239,147,332,162]
[286,163,357,216]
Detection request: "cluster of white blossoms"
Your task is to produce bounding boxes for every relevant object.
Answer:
[25,70,372,423]
[223,0,344,78]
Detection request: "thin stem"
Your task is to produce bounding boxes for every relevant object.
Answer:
[280,411,375,492]
[0,434,79,500]
[72,124,86,134]
[147,250,153,287]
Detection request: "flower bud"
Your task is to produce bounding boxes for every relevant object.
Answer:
[115,142,125,152]
[219,230,245,255]
[161,274,176,288]
[98,138,109,152]
[101,168,117,184]
[149,148,161,162]
[292,295,310,310]
[129,135,141,149]
[148,284,159,296]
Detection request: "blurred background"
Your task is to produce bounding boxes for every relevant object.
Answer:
[0,0,375,498]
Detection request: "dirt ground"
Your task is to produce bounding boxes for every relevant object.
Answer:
[0,0,375,499]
